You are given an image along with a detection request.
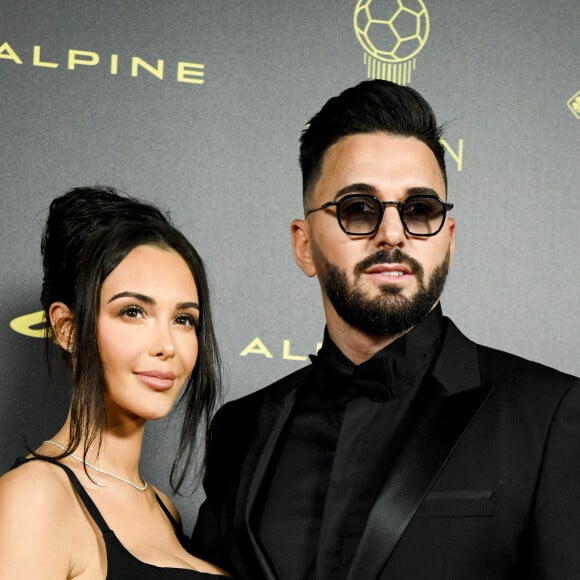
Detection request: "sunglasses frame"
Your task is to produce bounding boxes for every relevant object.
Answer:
[306,193,453,237]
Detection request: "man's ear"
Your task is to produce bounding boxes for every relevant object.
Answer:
[49,302,74,352]
[447,217,456,265]
[291,219,317,278]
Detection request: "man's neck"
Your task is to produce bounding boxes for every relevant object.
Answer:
[325,317,406,366]
[324,301,441,366]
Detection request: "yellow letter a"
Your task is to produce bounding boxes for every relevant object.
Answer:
[240,337,274,358]
[0,41,23,64]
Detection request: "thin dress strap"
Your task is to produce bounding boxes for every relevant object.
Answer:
[154,492,188,544]
[155,492,179,528]
[18,457,111,533]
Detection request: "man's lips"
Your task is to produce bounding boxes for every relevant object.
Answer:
[354,249,420,279]
[364,263,413,279]
[134,370,177,390]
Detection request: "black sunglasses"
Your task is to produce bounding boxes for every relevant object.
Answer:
[306,193,453,237]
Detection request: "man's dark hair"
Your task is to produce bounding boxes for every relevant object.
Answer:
[299,79,447,201]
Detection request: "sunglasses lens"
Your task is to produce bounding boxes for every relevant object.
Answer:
[403,196,445,235]
[339,196,381,234]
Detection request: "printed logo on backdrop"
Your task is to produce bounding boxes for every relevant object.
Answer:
[0,41,204,85]
[9,311,46,338]
[567,91,580,119]
[354,0,430,86]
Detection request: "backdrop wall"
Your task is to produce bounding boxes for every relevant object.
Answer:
[1,0,578,533]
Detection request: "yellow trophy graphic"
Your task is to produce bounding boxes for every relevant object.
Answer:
[354,0,430,85]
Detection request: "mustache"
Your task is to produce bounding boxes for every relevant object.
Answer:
[354,249,423,278]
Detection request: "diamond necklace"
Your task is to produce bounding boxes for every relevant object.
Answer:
[43,440,148,492]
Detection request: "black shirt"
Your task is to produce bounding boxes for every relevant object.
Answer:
[256,306,445,580]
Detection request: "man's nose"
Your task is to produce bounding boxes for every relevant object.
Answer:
[372,204,405,248]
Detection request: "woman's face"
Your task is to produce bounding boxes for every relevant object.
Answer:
[96,244,200,424]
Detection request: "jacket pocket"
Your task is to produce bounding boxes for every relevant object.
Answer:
[415,489,497,518]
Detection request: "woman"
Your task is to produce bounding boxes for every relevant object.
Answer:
[0,186,229,578]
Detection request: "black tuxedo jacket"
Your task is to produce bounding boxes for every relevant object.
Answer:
[190,320,580,579]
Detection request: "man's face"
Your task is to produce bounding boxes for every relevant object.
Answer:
[292,132,455,337]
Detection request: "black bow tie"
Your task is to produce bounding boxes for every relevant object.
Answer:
[311,354,394,402]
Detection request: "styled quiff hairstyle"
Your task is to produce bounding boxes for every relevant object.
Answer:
[299,79,447,201]
[40,186,221,491]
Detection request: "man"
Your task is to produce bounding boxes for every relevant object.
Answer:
[190,80,580,579]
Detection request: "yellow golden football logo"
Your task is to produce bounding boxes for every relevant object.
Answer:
[354,0,430,85]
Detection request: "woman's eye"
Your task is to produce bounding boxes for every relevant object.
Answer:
[121,306,144,319]
[175,314,199,327]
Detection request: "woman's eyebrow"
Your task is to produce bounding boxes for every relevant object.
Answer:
[107,292,200,311]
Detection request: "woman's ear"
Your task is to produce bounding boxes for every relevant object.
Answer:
[49,302,74,353]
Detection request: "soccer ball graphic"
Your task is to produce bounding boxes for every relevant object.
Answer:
[354,0,430,63]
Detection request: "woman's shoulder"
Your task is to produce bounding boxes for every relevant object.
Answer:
[0,458,74,518]
[0,459,79,578]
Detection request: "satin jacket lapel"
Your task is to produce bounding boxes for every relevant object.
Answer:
[236,368,311,580]
[347,321,493,580]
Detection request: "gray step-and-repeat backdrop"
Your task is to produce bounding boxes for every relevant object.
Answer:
[1,1,578,533]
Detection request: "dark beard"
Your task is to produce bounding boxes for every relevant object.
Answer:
[317,247,451,336]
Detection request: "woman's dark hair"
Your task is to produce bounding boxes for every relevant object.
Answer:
[299,79,447,201]
[40,185,221,491]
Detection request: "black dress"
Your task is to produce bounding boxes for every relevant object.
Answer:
[14,457,231,579]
